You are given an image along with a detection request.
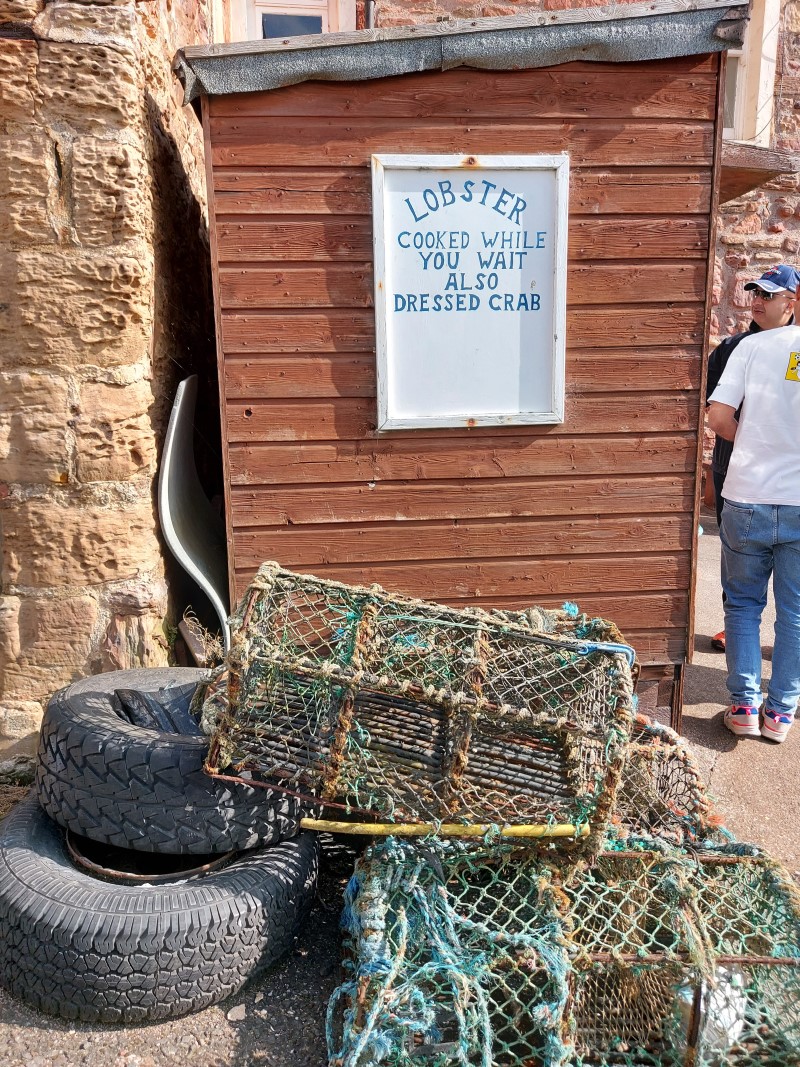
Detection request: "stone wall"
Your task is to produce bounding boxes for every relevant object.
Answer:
[0,0,216,773]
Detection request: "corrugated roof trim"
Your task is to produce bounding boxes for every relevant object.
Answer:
[174,2,747,104]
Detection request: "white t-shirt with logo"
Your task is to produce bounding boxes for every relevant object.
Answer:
[709,323,800,506]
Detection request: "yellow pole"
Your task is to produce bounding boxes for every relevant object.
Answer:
[299,818,590,838]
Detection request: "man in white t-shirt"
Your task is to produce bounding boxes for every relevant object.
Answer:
[707,286,800,743]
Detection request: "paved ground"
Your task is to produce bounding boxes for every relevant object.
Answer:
[1,512,799,1063]
[684,503,800,877]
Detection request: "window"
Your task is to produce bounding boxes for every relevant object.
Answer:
[252,0,327,38]
[262,11,322,36]
[723,0,780,146]
[221,0,355,43]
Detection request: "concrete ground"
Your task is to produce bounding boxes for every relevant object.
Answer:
[684,503,800,878]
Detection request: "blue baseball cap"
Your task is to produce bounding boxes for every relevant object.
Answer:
[744,264,800,294]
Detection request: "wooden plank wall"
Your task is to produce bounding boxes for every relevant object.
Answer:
[204,53,720,666]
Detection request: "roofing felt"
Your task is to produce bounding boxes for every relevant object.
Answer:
[174,0,748,104]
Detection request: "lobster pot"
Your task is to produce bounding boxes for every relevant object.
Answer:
[327,842,800,1067]
[208,562,635,837]
[567,851,800,1066]
[573,963,800,1066]
[613,717,720,848]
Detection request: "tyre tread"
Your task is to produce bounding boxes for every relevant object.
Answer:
[35,671,302,854]
[0,796,318,1024]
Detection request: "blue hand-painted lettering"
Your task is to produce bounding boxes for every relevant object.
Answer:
[402,180,530,226]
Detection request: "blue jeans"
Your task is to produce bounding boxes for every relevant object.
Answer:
[720,501,800,717]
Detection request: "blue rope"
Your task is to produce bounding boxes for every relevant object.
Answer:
[327,838,576,1067]
[571,638,636,669]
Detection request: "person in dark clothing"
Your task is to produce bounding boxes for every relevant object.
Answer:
[705,264,800,651]
[707,325,760,525]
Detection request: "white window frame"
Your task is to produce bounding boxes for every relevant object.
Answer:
[223,0,355,42]
[724,0,780,146]
[250,1,325,41]
[722,46,741,140]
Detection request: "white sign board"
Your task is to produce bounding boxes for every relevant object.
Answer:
[372,154,569,431]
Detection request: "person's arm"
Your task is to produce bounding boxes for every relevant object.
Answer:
[708,338,749,437]
[707,402,739,441]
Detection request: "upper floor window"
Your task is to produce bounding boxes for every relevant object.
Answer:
[262,11,323,36]
[220,0,355,42]
[723,0,780,146]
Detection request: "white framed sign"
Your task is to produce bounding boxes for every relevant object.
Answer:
[372,153,569,432]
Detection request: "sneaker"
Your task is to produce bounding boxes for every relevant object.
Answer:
[761,708,794,744]
[723,705,761,737]
[711,631,726,652]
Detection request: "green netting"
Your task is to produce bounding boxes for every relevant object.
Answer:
[612,716,723,849]
[206,563,635,841]
[324,715,800,1066]
[327,840,800,1067]
[572,962,800,1066]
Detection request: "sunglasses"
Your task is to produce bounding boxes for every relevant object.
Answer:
[752,288,794,301]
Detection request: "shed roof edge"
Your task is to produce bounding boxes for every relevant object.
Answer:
[174,1,747,105]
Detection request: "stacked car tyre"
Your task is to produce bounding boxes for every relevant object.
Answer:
[0,668,318,1023]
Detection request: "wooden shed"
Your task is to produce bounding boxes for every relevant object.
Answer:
[175,0,749,729]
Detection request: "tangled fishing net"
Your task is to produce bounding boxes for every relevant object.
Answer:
[326,723,800,1066]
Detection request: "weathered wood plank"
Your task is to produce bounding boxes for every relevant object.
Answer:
[226,394,699,441]
[616,630,687,663]
[222,310,374,353]
[232,553,690,599]
[220,304,705,354]
[217,262,707,309]
[213,167,711,217]
[226,558,687,629]
[223,350,701,398]
[209,119,713,168]
[209,69,716,120]
[568,264,707,305]
[219,265,374,308]
[214,169,371,214]
[234,514,690,568]
[569,170,711,216]
[217,220,371,262]
[566,352,701,392]
[226,354,376,397]
[224,577,686,631]
[569,217,708,259]
[230,474,693,525]
[230,562,688,659]
[228,433,697,484]
[569,305,705,345]
[215,216,709,263]
[470,593,689,627]
[720,141,800,203]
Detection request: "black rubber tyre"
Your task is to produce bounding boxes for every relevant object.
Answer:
[36,668,302,854]
[0,794,319,1023]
